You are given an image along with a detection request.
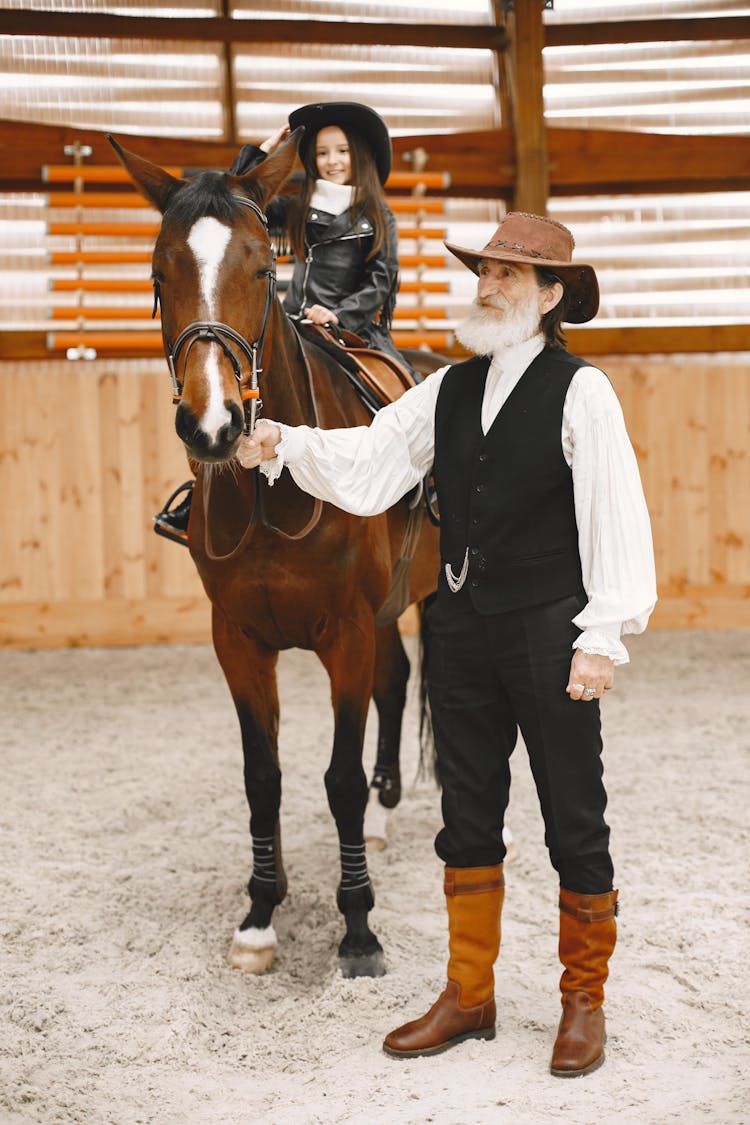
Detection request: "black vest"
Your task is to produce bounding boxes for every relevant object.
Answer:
[433,347,586,614]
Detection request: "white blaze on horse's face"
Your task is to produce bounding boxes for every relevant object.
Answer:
[187,216,234,441]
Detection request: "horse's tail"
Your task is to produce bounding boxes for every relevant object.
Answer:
[417,592,439,784]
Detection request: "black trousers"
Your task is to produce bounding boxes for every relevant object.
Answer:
[426,590,613,895]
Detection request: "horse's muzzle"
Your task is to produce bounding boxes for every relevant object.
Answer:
[175,400,245,463]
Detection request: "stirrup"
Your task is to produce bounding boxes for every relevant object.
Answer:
[153,480,193,547]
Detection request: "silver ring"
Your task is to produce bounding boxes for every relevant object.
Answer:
[572,682,585,691]
[583,686,596,697]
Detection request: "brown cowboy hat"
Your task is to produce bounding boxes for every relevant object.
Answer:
[288,101,392,185]
[445,212,599,323]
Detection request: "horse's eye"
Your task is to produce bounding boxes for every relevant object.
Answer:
[254,268,272,280]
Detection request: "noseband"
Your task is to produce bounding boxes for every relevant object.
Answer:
[155,196,276,436]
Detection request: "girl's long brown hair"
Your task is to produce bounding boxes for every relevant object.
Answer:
[287,125,389,261]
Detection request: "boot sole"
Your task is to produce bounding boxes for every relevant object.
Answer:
[550,1050,605,1078]
[383,1026,495,1059]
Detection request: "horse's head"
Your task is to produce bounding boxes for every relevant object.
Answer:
[108,131,301,463]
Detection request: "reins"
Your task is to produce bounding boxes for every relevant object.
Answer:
[200,327,324,562]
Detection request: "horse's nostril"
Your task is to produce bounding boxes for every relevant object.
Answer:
[213,400,245,449]
[175,403,200,447]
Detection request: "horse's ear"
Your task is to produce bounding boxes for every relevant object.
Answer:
[232,126,304,207]
[106,134,186,215]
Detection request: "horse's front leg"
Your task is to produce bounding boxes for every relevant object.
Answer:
[318,616,386,979]
[364,622,410,849]
[211,607,285,974]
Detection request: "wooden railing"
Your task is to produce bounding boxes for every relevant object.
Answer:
[2,353,748,647]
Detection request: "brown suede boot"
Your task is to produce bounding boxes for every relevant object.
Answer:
[550,887,619,1078]
[383,864,504,1058]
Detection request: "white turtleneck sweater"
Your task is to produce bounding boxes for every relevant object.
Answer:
[258,333,657,664]
[309,179,355,216]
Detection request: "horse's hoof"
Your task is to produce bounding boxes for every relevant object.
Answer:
[365,835,386,852]
[226,924,277,973]
[340,947,386,979]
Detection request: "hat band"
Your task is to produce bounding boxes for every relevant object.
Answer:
[484,239,553,260]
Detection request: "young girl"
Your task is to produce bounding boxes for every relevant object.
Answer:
[155,100,409,543]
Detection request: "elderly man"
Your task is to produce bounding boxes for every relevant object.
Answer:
[238,212,657,1077]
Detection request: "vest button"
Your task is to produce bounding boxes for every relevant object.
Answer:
[470,546,479,556]
[470,579,480,588]
[478,453,488,464]
[471,516,480,525]
[475,483,485,493]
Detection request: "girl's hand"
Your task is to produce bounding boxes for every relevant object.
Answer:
[236,421,282,468]
[305,305,339,326]
[260,125,291,154]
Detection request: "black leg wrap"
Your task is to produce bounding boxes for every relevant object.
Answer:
[338,843,371,897]
[243,834,283,927]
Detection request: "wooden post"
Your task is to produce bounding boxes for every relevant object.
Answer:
[220,0,237,146]
[507,0,549,215]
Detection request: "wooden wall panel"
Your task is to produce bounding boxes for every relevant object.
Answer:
[607,355,750,629]
[1,355,748,648]
[0,359,210,647]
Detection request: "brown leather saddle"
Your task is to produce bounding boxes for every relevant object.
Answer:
[301,323,419,412]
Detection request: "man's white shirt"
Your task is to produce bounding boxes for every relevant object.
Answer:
[260,334,657,664]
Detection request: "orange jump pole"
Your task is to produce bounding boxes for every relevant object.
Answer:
[50,278,153,292]
[43,165,449,191]
[47,331,163,351]
[43,164,183,183]
[49,250,153,264]
[392,331,454,350]
[47,221,161,237]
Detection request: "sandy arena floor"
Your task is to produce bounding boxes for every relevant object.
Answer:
[1,629,748,1124]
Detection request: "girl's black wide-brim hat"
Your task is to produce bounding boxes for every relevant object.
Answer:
[288,101,392,185]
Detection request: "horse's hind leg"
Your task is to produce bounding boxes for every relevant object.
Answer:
[212,609,285,974]
[364,623,410,848]
[318,618,385,978]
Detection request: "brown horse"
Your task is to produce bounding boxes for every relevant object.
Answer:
[109,132,442,978]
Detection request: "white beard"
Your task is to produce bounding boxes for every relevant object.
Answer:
[455,297,541,356]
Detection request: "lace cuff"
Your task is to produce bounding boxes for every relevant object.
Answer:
[257,421,301,485]
[573,628,630,666]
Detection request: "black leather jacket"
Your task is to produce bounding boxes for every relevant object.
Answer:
[233,144,403,360]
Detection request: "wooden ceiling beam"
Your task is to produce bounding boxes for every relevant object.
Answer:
[1,120,748,198]
[1,10,746,48]
[0,11,508,49]
[545,16,750,48]
[5,324,750,361]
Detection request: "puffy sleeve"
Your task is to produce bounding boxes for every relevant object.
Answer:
[563,366,657,665]
[259,368,446,516]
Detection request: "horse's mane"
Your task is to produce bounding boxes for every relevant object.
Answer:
[165,170,254,226]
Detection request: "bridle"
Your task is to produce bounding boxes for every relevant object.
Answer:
[153,196,276,436]
[153,191,323,551]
